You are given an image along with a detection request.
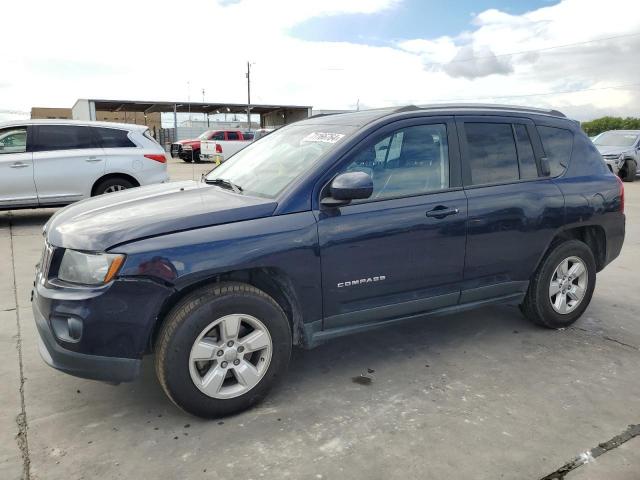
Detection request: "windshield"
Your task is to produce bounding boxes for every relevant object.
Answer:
[204,124,356,198]
[594,132,639,147]
[198,131,213,139]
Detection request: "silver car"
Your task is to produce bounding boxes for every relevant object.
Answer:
[0,120,169,209]
[593,130,640,182]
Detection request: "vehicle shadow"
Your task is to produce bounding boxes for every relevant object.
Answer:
[0,208,59,230]
[127,304,536,418]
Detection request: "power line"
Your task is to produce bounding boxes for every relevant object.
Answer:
[433,82,640,102]
[421,31,640,67]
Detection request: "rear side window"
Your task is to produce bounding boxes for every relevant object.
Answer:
[93,127,136,148]
[227,132,240,140]
[464,123,519,185]
[514,124,538,179]
[0,127,27,154]
[33,125,98,152]
[243,132,254,140]
[537,126,573,177]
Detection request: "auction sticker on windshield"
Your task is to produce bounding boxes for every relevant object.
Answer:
[301,132,345,144]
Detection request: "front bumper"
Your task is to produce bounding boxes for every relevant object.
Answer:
[33,296,141,383]
[603,157,621,174]
[31,265,173,383]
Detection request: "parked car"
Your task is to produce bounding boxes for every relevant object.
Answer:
[0,120,169,209]
[593,130,639,182]
[171,130,252,163]
[33,105,625,418]
[200,133,253,163]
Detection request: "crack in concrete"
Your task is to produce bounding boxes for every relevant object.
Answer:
[540,424,640,479]
[569,326,639,351]
[8,212,31,480]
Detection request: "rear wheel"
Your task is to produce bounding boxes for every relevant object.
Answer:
[155,282,292,418]
[620,159,636,182]
[520,240,596,328]
[93,177,135,195]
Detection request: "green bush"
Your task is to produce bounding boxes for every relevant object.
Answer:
[581,117,640,137]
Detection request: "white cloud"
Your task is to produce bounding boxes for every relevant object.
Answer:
[0,0,639,122]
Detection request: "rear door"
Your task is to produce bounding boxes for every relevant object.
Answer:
[456,116,565,302]
[32,125,105,205]
[0,125,36,207]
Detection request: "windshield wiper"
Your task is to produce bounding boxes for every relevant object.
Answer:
[204,178,243,193]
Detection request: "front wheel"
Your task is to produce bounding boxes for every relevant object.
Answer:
[620,159,636,182]
[155,282,292,418]
[520,240,596,329]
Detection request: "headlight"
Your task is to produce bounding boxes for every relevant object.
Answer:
[57,250,125,285]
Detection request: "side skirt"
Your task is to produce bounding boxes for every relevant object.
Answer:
[302,291,526,349]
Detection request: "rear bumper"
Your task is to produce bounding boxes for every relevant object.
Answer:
[33,298,141,383]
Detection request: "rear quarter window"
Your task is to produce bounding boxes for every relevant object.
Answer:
[537,126,573,177]
[93,127,136,148]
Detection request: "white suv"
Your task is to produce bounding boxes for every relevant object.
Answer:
[0,120,169,209]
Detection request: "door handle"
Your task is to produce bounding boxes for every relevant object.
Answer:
[10,162,29,168]
[86,157,102,162]
[426,206,459,219]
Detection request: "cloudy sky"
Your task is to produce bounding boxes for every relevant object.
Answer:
[1,0,639,122]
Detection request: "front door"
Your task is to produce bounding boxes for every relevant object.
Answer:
[32,124,105,205]
[317,118,468,330]
[0,125,37,207]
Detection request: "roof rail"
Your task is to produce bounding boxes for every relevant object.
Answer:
[412,103,566,118]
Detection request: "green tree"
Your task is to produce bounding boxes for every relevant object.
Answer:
[582,116,640,137]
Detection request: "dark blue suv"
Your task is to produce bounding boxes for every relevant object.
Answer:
[32,105,625,418]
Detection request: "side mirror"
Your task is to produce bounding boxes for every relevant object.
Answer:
[321,171,373,207]
[540,156,551,177]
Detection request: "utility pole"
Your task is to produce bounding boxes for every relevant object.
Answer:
[246,61,251,130]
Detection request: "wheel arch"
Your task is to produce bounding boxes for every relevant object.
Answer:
[91,173,140,196]
[149,267,305,353]
[536,225,607,274]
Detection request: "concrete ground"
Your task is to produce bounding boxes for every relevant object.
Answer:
[1,158,639,480]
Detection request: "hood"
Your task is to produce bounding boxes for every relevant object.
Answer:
[595,145,629,156]
[45,181,277,251]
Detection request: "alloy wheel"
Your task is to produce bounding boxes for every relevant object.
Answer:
[188,314,273,399]
[548,256,588,314]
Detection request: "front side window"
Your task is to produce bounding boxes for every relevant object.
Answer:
[465,123,519,185]
[343,123,450,200]
[93,127,135,148]
[537,126,573,177]
[33,125,97,152]
[0,127,27,154]
[205,124,356,198]
[210,131,225,141]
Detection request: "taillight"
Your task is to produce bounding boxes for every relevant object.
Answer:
[144,154,166,163]
[616,175,624,213]
[215,144,223,153]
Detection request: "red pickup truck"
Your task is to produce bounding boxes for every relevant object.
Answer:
[170,130,254,162]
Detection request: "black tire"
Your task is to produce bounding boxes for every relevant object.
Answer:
[192,149,201,163]
[181,157,192,163]
[520,240,596,329]
[93,177,135,196]
[155,282,292,418]
[621,159,636,182]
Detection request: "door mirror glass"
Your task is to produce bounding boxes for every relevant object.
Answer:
[322,171,373,206]
[540,156,551,176]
